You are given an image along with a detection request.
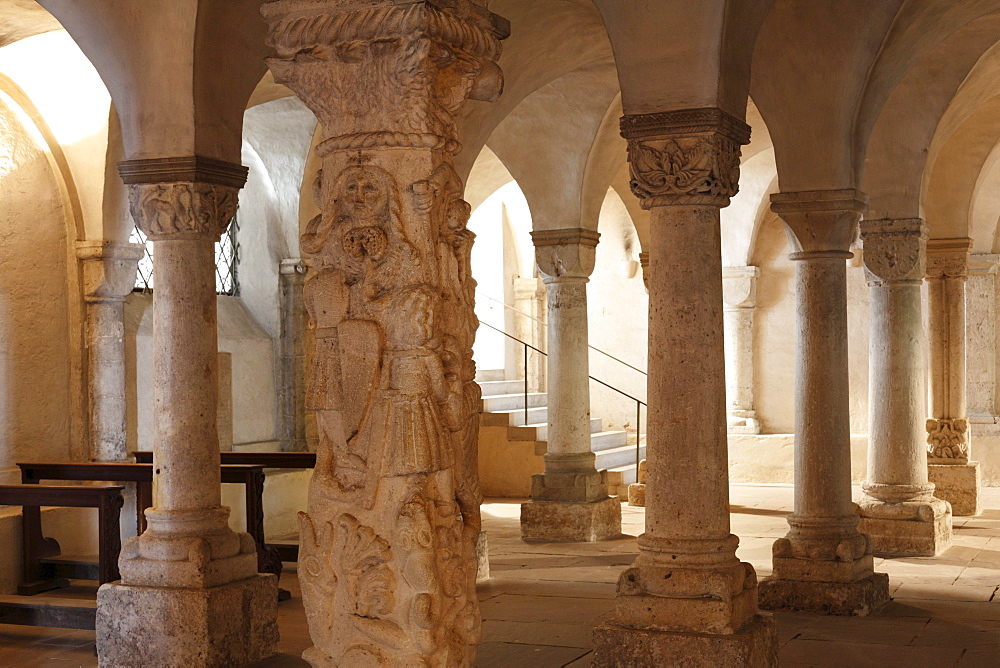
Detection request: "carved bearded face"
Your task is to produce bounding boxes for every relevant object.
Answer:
[338,168,389,224]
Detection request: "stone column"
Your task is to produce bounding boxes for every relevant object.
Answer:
[77,240,145,462]
[857,219,951,557]
[723,266,761,434]
[966,254,999,423]
[758,189,889,616]
[593,109,776,666]
[511,275,546,393]
[926,238,981,516]
[278,258,308,452]
[96,158,278,666]
[520,228,621,542]
[262,1,506,663]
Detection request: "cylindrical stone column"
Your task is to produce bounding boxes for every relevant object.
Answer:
[926,238,981,516]
[857,219,951,557]
[594,108,776,666]
[723,266,760,434]
[77,240,146,462]
[520,228,621,542]
[967,254,1000,421]
[758,189,890,617]
[113,161,260,586]
[278,258,307,452]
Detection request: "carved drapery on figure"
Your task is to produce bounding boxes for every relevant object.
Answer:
[262,1,506,664]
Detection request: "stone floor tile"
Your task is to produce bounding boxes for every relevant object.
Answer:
[474,642,589,668]
[892,583,998,602]
[779,638,963,667]
[482,619,594,649]
[795,614,929,645]
[957,647,1000,665]
[885,598,1000,621]
[562,650,594,667]
[479,594,614,625]
[909,617,1000,648]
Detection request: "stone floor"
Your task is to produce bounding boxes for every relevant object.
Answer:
[1,484,998,666]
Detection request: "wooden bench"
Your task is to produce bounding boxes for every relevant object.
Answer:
[134,451,315,562]
[17,462,283,594]
[0,484,125,596]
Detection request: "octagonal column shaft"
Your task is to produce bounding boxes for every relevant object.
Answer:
[926,238,981,516]
[857,219,951,557]
[77,240,145,462]
[593,108,776,667]
[758,190,889,616]
[520,229,621,542]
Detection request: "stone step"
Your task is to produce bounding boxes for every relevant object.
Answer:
[589,430,628,452]
[475,369,505,383]
[606,463,639,487]
[480,392,548,412]
[595,442,646,471]
[478,379,531,397]
[493,406,549,427]
[505,417,605,440]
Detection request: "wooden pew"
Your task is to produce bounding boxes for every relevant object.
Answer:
[134,451,315,563]
[16,462,283,593]
[0,484,123,616]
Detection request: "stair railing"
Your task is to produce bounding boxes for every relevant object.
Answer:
[476,290,648,376]
[478,320,647,473]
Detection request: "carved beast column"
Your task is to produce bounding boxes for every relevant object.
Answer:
[593,109,777,666]
[520,228,622,542]
[857,219,951,557]
[758,190,889,616]
[96,158,278,666]
[77,240,145,462]
[262,1,506,664]
[926,238,981,516]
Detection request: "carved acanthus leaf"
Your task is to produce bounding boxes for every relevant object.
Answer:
[127,182,238,241]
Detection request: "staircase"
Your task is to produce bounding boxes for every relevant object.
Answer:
[477,369,645,498]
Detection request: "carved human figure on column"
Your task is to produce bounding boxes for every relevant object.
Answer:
[262,0,506,663]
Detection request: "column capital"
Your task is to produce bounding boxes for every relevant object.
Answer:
[76,240,146,303]
[120,157,246,242]
[531,228,600,281]
[638,251,650,292]
[722,266,760,308]
[620,107,750,209]
[925,238,972,280]
[770,189,867,260]
[279,258,307,276]
[262,0,507,155]
[859,218,927,286]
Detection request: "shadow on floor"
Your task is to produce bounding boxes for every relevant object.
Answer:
[730,504,790,517]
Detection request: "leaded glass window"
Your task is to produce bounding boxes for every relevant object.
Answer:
[130,211,239,295]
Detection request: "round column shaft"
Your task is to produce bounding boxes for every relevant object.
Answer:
[759,189,889,617]
[926,238,982,516]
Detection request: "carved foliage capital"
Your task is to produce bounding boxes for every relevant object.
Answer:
[926,238,972,280]
[530,228,599,280]
[127,182,240,241]
[859,218,927,286]
[76,240,146,302]
[927,417,969,461]
[620,108,750,209]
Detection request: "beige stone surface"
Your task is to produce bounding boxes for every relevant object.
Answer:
[626,482,645,507]
[758,573,890,617]
[593,613,777,668]
[520,497,622,542]
[929,462,982,516]
[96,574,279,666]
[477,421,544,497]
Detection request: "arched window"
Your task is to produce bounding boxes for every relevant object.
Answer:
[130,211,240,295]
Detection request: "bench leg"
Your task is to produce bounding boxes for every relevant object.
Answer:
[99,494,125,584]
[18,504,68,596]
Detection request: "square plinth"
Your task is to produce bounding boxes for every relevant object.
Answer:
[627,482,646,507]
[592,613,777,668]
[758,572,890,616]
[520,496,621,542]
[929,462,981,516]
[859,513,952,557]
[96,574,279,666]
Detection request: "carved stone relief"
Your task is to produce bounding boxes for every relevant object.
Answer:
[262,1,505,663]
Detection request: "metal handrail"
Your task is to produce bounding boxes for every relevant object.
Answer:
[478,320,646,472]
[476,291,648,377]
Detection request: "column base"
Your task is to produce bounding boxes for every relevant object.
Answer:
[857,496,952,557]
[928,462,981,516]
[758,572,889,616]
[96,574,279,666]
[627,482,646,506]
[520,497,621,542]
[592,614,777,668]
